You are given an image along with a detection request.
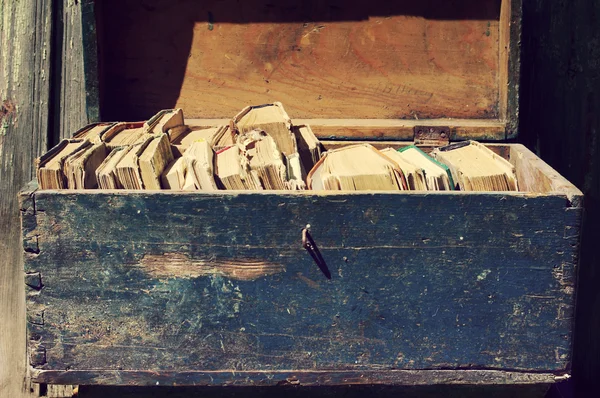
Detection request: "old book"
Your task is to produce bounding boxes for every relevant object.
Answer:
[37,139,87,189]
[72,122,116,143]
[397,145,454,191]
[96,147,129,189]
[284,152,306,190]
[238,130,305,190]
[171,125,225,148]
[115,141,151,190]
[171,126,217,148]
[161,157,187,190]
[432,141,518,191]
[184,140,218,191]
[64,141,108,189]
[138,134,174,190]
[380,148,427,191]
[233,102,296,155]
[212,125,236,151]
[215,146,262,190]
[145,108,185,135]
[170,125,235,157]
[293,125,323,177]
[183,122,236,148]
[307,144,408,191]
[101,122,147,149]
[243,132,287,190]
[182,167,198,191]
[233,103,304,189]
[166,125,190,145]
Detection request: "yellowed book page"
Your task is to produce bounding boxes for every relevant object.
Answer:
[161,157,187,190]
[97,147,129,189]
[139,134,174,190]
[115,141,149,190]
[313,144,402,191]
[233,102,296,156]
[73,123,113,143]
[381,148,427,190]
[145,108,184,134]
[182,164,199,191]
[185,141,218,190]
[433,141,517,191]
[102,122,147,148]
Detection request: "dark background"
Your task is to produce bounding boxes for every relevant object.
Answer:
[519,1,599,395]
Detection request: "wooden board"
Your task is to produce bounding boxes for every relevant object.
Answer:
[97,0,514,127]
[21,144,582,386]
[74,384,552,398]
[188,118,508,141]
[54,0,98,142]
[0,1,53,398]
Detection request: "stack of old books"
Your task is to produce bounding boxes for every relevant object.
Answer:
[36,102,518,192]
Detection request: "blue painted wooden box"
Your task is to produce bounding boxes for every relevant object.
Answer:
[20,0,583,388]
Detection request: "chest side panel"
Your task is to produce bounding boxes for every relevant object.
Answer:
[23,191,579,379]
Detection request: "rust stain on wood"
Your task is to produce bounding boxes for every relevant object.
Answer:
[0,99,16,123]
[0,100,16,143]
[137,253,285,281]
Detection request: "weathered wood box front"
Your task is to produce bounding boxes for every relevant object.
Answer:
[21,0,583,387]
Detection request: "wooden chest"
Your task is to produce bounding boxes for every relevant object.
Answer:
[21,0,583,388]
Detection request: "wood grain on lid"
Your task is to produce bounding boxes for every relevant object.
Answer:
[99,0,505,123]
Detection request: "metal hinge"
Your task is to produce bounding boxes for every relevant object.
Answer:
[413,126,451,146]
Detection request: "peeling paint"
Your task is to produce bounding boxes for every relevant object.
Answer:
[137,252,285,281]
[477,269,491,281]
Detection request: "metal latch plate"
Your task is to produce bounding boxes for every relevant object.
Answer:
[413,126,451,146]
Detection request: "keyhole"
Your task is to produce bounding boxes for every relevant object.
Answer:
[302,226,331,279]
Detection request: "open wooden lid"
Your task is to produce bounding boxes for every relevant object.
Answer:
[96,0,520,141]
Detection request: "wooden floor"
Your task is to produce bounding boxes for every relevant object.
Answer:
[1,0,599,397]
